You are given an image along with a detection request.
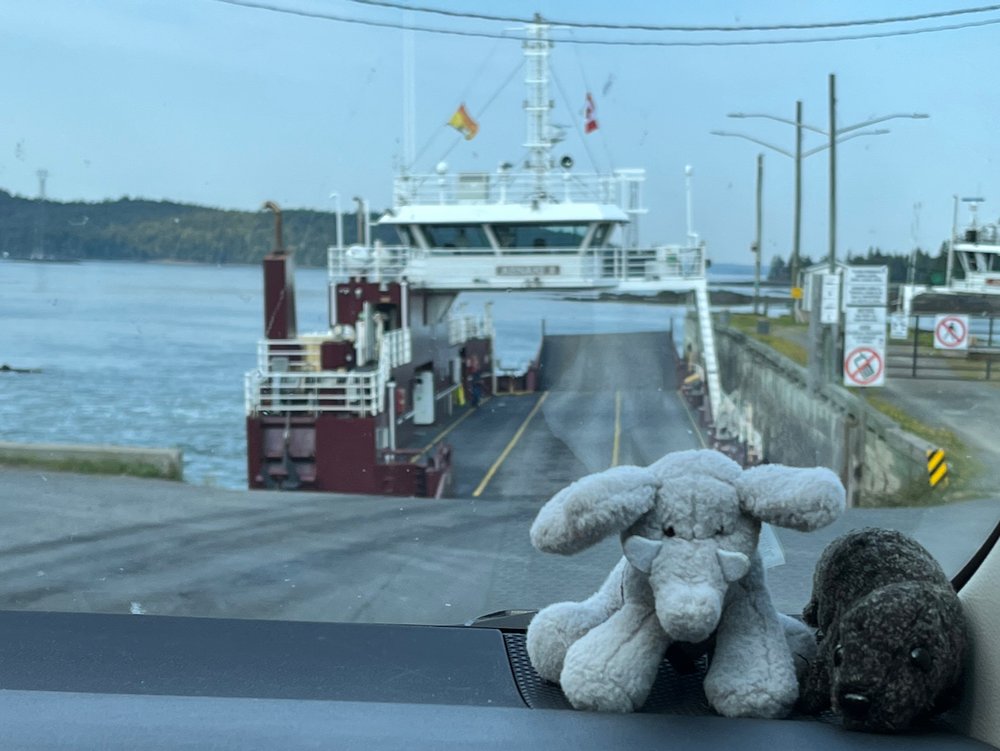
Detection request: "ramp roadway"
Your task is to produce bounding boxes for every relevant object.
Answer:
[0,331,998,628]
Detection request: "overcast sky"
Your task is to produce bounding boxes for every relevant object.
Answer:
[2,0,999,264]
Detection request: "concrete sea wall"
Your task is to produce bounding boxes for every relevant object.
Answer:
[0,441,183,481]
[713,326,928,506]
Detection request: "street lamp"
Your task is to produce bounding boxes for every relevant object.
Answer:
[713,85,928,383]
[725,94,928,277]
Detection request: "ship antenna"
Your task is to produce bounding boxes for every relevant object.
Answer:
[525,13,553,203]
[262,200,286,254]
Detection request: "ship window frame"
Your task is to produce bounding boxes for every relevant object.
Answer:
[420,224,493,252]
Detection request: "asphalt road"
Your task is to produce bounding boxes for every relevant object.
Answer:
[0,331,997,627]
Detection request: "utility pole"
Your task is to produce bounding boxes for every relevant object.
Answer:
[792,100,803,301]
[754,153,763,315]
[826,73,839,384]
[713,87,928,383]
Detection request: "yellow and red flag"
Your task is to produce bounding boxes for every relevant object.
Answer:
[447,104,479,140]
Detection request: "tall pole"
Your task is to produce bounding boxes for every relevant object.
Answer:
[792,100,803,297]
[827,73,839,383]
[754,153,763,315]
[947,194,958,287]
[525,14,552,201]
[828,74,837,274]
[402,16,416,168]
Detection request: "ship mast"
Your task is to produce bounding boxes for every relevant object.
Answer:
[524,14,553,202]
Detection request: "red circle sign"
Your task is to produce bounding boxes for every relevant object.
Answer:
[844,346,883,386]
[935,316,967,348]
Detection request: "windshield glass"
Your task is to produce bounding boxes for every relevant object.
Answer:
[2,1,999,627]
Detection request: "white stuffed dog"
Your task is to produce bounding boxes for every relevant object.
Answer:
[526,449,845,717]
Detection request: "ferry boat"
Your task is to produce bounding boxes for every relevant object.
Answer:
[897,197,1000,318]
[244,15,718,497]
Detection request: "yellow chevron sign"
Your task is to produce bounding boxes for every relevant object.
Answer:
[927,448,948,488]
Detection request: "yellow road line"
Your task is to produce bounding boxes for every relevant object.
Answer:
[677,389,708,449]
[409,408,478,464]
[472,392,549,497]
[611,390,622,467]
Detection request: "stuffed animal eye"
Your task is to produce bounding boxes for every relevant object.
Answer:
[715,525,726,535]
[910,647,932,672]
[833,644,844,667]
[663,526,676,537]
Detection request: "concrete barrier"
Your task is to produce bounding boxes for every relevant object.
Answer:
[0,442,183,481]
[713,326,929,507]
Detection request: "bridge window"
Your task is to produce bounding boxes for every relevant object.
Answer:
[592,223,614,248]
[421,224,491,250]
[493,223,590,249]
[394,226,413,246]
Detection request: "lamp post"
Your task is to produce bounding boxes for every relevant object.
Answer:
[715,122,904,291]
[715,86,928,382]
[712,121,886,315]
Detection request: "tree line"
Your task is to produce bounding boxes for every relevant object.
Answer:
[0,190,392,267]
[766,243,955,285]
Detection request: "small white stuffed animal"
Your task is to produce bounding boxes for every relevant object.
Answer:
[526,449,845,717]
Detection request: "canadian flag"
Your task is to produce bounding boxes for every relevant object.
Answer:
[584,93,598,134]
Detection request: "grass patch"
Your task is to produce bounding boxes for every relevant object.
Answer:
[726,313,809,366]
[862,392,984,504]
[0,455,182,481]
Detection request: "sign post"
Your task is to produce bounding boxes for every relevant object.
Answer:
[933,314,969,350]
[842,266,888,388]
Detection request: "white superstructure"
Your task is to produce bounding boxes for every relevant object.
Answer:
[331,15,707,295]
[327,14,720,419]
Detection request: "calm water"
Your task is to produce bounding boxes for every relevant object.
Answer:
[1,260,695,487]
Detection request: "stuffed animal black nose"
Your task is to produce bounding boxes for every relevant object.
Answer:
[839,692,871,719]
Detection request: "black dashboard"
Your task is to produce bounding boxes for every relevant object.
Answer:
[0,610,992,750]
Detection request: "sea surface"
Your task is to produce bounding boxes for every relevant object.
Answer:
[0,259,763,488]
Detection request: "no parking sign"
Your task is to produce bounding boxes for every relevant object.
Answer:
[934,314,969,350]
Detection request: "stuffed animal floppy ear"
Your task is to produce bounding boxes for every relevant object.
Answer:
[530,465,659,555]
[526,449,846,717]
[735,463,845,532]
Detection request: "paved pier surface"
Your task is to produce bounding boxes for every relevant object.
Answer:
[0,331,997,626]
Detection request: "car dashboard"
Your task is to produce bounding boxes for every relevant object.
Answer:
[0,609,993,750]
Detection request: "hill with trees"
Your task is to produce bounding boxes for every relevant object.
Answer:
[0,191,388,267]
[766,244,954,285]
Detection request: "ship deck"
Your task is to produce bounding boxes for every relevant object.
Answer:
[1,332,999,626]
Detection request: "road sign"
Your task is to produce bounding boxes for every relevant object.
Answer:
[933,314,969,350]
[845,305,887,331]
[843,344,885,387]
[820,274,840,324]
[844,266,888,308]
[927,448,949,487]
[889,312,909,340]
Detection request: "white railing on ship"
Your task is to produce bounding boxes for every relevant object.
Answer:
[382,328,412,368]
[257,329,412,373]
[327,243,411,282]
[327,245,705,283]
[248,329,408,417]
[393,171,638,207]
[244,366,385,417]
[610,244,706,281]
[448,314,492,346]
[257,339,322,371]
